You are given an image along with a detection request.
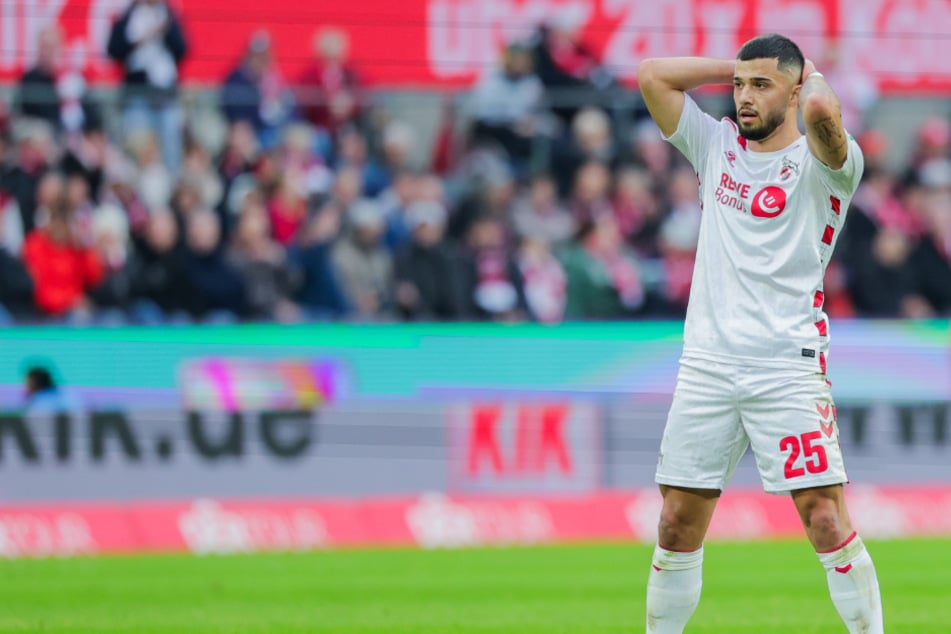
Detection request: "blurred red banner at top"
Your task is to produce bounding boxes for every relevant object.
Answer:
[4,0,951,91]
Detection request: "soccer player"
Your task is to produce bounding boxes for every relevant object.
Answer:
[636,34,884,633]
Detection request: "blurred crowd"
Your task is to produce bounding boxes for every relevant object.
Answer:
[0,1,949,325]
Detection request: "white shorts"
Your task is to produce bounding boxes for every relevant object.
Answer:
[655,356,848,494]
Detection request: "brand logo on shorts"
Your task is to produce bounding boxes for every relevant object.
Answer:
[816,402,836,438]
[751,186,787,218]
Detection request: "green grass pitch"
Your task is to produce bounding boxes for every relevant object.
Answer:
[1,538,947,632]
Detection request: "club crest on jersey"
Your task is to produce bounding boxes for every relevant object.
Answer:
[780,156,800,182]
[725,150,737,167]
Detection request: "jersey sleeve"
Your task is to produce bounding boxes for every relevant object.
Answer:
[663,94,721,174]
[809,134,865,199]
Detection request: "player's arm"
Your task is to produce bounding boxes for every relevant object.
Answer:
[636,57,735,136]
[799,59,848,170]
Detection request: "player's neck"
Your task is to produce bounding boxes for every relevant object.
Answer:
[747,119,802,153]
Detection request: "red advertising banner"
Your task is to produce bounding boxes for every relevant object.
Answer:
[448,401,601,493]
[2,485,951,557]
[5,0,951,91]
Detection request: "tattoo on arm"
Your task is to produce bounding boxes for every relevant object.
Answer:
[801,77,846,153]
[813,116,846,152]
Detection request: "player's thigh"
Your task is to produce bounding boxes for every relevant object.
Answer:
[656,360,747,490]
[741,372,847,494]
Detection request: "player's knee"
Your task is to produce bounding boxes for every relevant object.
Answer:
[808,508,842,540]
[799,497,843,540]
[657,507,701,550]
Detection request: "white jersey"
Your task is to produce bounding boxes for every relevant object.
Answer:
[666,95,864,372]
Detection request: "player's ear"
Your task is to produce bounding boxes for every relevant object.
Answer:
[790,78,802,104]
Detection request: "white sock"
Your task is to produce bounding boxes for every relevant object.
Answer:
[817,532,884,634]
[646,544,703,634]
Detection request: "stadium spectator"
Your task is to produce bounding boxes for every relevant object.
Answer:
[393,200,469,320]
[329,164,364,214]
[14,26,95,136]
[655,167,702,314]
[377,121,416,185]
[560,212,644,320]
[856,128,890,174]
[612,166,663,257]
[221,31,294,149]
[332,198,393,320]
[228,194,299,322]
[183,209,246,321]
[0,212,34,323]
[180,140,226,234]
[129,208,191,322]
[276,122,332,206]
[431,95,462,175]
[333,126,389,197]
[266,172,308,248]
[107,0,188,173]
[515,236,565,323]
[531,18,613,124]
[218,120,259,214]
[628,119,675,191]
[379,170,417,251]
[849,227,924,317]
[569,161,614,226]
[297,27,365,139]
[460,215,525,321]
[87,203,136,321]
[288,200,349,319]
[910,166,951,315]
[59,123,108,204]
[22,163,63,239]
[123,129,171,213]
[448,164,516,242]
[903,116,951,186]
[552,107,617,196]
[103,155,151,238]
[23,364,81,413]
[820,259,856,319]
[469,42,545,166]
[170,174,207,226]
[65,171,97,246]
[5,120,55,233]
[837,166,912,276]
[0,191,24,256]
[511,172,575,246]
[22,196,103,318]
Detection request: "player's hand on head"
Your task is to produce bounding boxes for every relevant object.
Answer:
[801,58,817,83]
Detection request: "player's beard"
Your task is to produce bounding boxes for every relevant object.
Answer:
[737,107,787,141]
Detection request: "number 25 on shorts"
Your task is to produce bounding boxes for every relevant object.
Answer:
[780,431,829,479]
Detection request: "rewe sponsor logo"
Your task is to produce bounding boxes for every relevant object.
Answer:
[178,499,328,555]
[714,173,787,218]
[0,512,96,558]
[405,493,554,548]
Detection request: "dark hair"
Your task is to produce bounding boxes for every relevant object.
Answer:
[26,366,55,392]
[737,34,804,75]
